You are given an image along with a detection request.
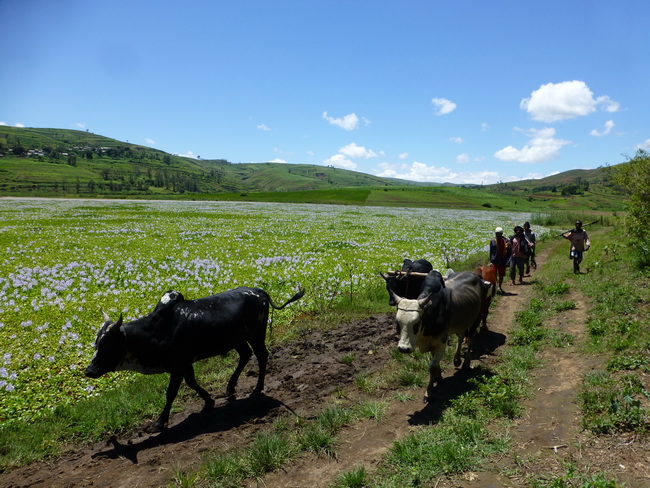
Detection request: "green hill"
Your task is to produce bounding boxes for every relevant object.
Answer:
[0,126,629,213]
[0,127,404,195]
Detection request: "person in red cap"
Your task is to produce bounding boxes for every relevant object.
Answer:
[489,227,510,293]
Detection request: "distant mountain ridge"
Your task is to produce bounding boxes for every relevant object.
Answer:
[0,126,613,197]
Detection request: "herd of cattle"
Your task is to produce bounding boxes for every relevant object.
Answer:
[85,258,497,431]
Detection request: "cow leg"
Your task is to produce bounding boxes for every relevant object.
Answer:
[424,345,445,403]
[461,319,480,370]
[250,340,269,396]
[453,333,464,367]
[152,372,184,432]
[183,365,214,412]
[226,342,253,400]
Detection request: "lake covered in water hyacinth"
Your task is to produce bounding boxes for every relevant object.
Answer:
[0,198,547,422]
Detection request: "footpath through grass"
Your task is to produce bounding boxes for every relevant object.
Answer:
[338,227,648,488]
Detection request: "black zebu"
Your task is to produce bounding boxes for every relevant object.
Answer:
[380,258,434,306]
[85,287,304,431]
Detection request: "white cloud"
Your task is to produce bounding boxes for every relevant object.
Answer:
[76,123,85,129]
[520,80,620,123]
[257,124,271,131]
[179,151,198,159]
[431,98,456,115]
[322,111,359,130]
[494,127,571,164]
[636,139,650,150]
[590,120,615,137]
[307,150,315,156]
[15,123,24,127]
[339,142,377,159]
[145,138,155,145]
[456,153,469,164]
[450,137,464,144]
[323,154,357,170]
[0,122,6,126]
[375,161,504,185]
[481,123,490,131]
[398,152,408,159]
[267,158,288,163]
[362,117,371,126]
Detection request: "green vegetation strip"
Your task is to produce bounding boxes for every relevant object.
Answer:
[191,401,388,488]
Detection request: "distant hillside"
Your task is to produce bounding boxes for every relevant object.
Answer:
[0,127,629,214]
[0,127,404,196]
[485,167,610,191]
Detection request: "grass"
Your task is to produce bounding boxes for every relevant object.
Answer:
[371,227,649,487]
[333,465,368,488]
[5,209,649,486]
[579,372,650,435]
[568,228,650,436]
[198,399,383,487]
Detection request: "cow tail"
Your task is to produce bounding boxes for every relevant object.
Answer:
[267,289,304,340]
[269,289,305,310]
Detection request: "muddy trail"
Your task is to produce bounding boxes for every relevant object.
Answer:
[2,246,649,487]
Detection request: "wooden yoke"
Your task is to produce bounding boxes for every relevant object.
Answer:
[386,270,430,278]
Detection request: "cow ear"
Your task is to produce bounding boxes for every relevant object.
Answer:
[389,290,403,305]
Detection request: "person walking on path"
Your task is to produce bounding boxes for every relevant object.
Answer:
[489,227,511,293]
[523,221,537,275]
[509,225,531,285]
[562,220,591,274]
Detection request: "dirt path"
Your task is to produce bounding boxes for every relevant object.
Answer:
[2,245,649,488]
[254,250,551,488]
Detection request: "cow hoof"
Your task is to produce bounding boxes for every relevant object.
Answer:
[423,395,429,404]
[148,422,165,433]
[226,394,236,402]
[202,399,215,411]
[453,358,462,368]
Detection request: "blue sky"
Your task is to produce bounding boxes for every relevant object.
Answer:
[1,0,649,184]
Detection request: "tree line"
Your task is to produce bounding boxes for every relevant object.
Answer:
[608,149,650,266]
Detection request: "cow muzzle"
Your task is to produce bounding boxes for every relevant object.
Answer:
[398,345,413,354]
[84,365,103,378]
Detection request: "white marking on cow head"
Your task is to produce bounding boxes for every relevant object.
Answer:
[395,295,431,353]
[160,290,180,304]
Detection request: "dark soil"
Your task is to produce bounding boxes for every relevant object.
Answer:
[2,245,649,488]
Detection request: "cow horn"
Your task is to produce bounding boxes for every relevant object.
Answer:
[106,313,124,333]
[389,289,403,305]
[379,272,389,281]
[101,308,112,324]
[418,293,433,308]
